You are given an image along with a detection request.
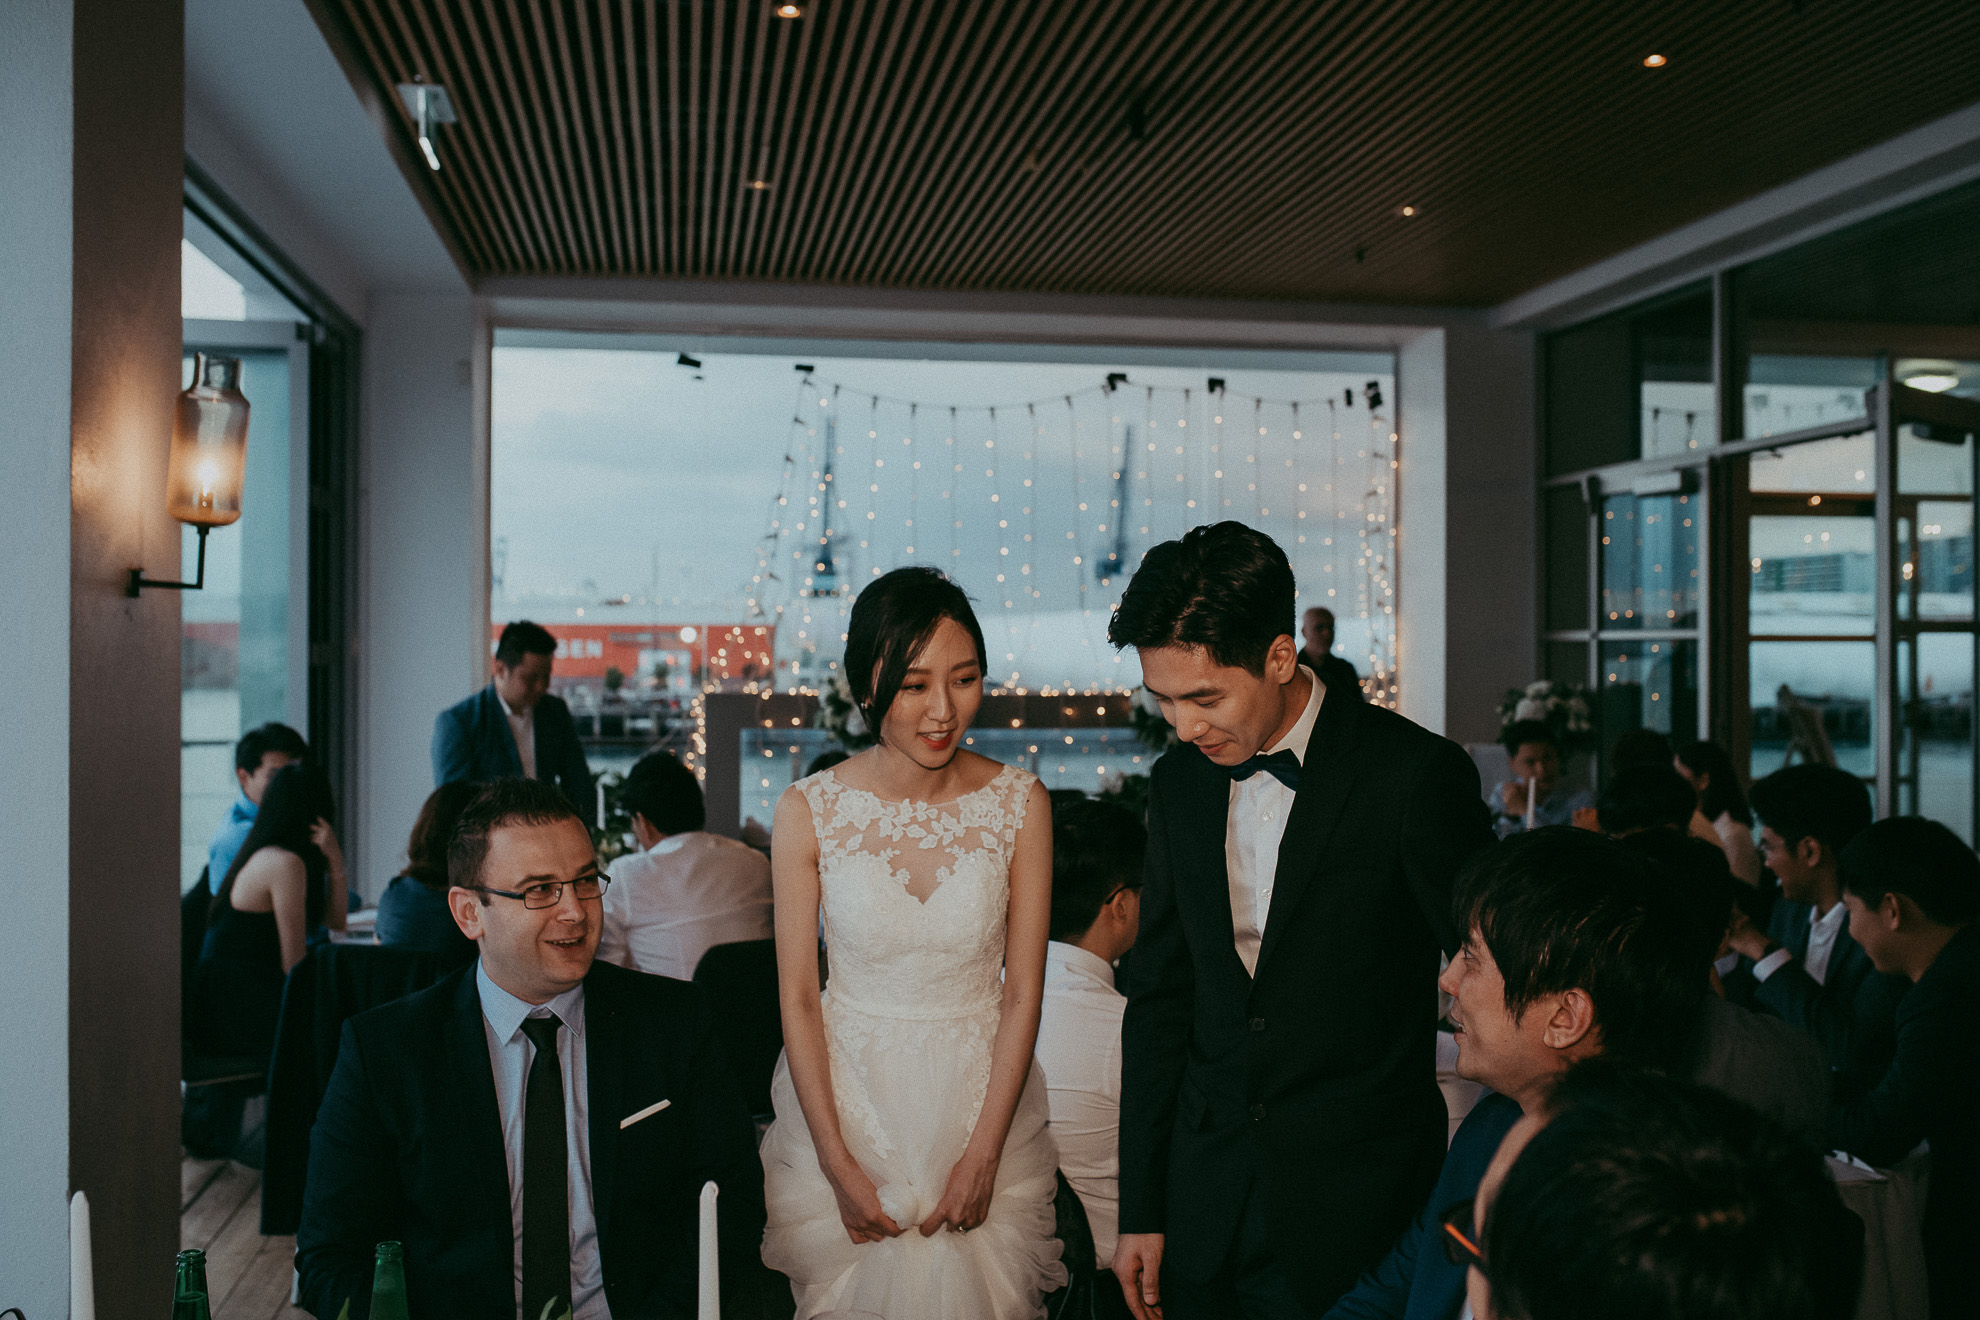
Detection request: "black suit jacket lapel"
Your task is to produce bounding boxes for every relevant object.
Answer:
[1254,690,1362,977]
[584,965,625,1246]
[1171,750,1250,982]
[444,972,516,1247]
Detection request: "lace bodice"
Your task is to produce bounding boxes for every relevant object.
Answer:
[797,762,1033,1020]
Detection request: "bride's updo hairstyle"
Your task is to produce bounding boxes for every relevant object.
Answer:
[845,567,989,726]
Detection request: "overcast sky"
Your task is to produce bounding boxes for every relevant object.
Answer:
[492,348,1398,685]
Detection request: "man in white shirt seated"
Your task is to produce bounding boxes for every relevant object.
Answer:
[1034,796,1144,1286]
[598,750,774,981]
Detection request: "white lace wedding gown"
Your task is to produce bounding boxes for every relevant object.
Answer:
[760,762,1068,1319]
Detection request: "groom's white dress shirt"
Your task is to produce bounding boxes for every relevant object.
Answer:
[1034,940,1127,1265]
[1225,667,1323,977]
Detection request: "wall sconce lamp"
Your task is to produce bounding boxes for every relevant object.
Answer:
[128,353,249,597]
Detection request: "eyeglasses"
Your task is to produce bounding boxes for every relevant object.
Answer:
[480,876,610,909]
[1437,1196,1487,1276]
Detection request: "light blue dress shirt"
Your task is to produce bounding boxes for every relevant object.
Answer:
[475,961,611,1320]
[205,791,257,888]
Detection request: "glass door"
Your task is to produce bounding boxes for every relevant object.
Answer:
[1882,380,1980,837]
[1745,432,1878,789]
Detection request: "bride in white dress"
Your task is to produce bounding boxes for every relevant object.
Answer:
[760,568,1067,1318]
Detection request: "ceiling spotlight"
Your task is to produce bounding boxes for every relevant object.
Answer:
[1398,205,1418,217]
[677,353,702,369]
[746,179,773,191]
[1900,359,1963,393]
[396,81,457,172]
[774,4,802,17]
[1642,53,1667,67]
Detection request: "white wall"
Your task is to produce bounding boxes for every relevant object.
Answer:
[0,1,74,1310]
[356,291,488,895]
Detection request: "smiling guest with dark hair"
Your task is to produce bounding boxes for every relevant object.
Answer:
[1325,828,1698,1320]
[1830,817,1980,1320]
[1107,522,1494,1319]
[296,777,765,1320]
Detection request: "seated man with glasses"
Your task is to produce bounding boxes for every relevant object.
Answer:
[297,778,767,1320]
[1325,829,1702,1320]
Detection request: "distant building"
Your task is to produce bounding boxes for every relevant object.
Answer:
[487,621,777,697]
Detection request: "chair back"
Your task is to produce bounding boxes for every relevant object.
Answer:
[180,867,212,999]
[260,942,455,1234]
[691,939,783,1118]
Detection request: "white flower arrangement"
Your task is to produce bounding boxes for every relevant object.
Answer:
[815,670,878,750]
[1497,679,1596,753]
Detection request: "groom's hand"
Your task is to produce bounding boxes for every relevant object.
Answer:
[1112,1233,1166,1320]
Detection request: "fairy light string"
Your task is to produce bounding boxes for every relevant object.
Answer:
[737,370,1398,705]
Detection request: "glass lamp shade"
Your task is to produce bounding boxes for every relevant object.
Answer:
[164,353,250,527]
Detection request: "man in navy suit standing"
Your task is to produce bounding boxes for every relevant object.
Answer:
[296,778,766,1319]
[435,620,593,811]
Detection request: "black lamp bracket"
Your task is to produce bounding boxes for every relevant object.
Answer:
[127,524,210,597]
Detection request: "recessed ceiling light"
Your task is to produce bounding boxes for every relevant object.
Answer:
[774,4,802,16]
[1642,53,1667,67]
[1901,359,1963,393]
[747,179,773,191]
[1397,205,1418,217]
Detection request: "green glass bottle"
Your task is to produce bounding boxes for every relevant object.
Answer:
[370,1240,410,1320]
[172,1248,213,1320]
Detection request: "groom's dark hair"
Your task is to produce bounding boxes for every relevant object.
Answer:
[1106,522,1296,674]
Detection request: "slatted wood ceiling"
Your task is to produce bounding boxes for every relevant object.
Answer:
[314,0,1980,305]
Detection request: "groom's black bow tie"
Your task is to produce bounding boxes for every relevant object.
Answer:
[1226,748,1301,792]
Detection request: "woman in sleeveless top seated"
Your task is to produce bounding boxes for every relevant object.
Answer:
[374,778,478,962]
[189,762,347,1060]
[760,567,1066,1318]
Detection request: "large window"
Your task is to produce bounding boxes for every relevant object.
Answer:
[1540,179,1980,836]
[491,343,1396,822]
[178,177,358,890]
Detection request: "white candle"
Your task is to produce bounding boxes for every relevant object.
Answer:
[697,1180,720,1320]
[70,1190,96,1320]
[1523,775,1536,830]
[596,779,607,831]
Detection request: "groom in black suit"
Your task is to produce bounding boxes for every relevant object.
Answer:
[296,778,766,1319]
[1108,524,1494,1319]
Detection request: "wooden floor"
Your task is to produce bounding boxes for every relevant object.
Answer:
[181,1156,303,1318]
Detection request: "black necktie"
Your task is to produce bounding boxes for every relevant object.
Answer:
[1228,748,1301,792]
[520,1013,571,1320]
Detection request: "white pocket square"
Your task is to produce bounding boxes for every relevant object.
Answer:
[620,1099,671,1129]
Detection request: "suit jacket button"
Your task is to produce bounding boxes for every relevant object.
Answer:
[1249,1103,1266,1122]
[1249,1017,1266,1032]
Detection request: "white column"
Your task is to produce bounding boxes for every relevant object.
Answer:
[0,2,76,1311]
[1395,323,1537,743]
[357,291,489,895]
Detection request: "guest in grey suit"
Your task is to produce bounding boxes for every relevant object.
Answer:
[433,620,593,812]
[1727,764,1907,1099]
